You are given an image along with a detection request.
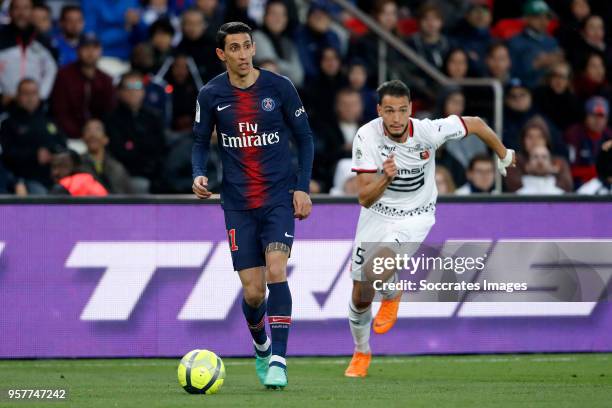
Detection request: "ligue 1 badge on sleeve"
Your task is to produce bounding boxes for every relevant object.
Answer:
[356,148,363,160]
[262,97,275,112]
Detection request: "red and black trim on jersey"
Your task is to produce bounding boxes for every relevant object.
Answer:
[457,115,468,137]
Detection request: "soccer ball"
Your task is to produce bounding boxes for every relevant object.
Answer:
[177,349,226,394]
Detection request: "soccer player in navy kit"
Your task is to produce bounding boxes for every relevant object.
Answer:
[191,22,314,389]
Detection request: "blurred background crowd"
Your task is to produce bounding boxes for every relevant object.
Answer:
[0,0,610,196]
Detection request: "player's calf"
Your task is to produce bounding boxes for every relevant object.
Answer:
[265,247,292,381]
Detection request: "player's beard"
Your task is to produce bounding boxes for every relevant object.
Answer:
[383,122,409,141]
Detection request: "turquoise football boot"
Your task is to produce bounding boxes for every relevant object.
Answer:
[264,365,288,389]
[255,351,271,385]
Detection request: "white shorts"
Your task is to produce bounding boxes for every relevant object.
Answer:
[350,207,435,281]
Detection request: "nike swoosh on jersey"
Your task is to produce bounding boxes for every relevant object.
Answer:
[284,232,294,238]
[217,104,231,111]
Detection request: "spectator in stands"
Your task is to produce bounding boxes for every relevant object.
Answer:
[303,47,346,134]
[507,0,562,88]
[443,48,470,80]
[0,160,12,194]
[517,145,565,195]
[347,59,377,121]
[556,0,591,53]
[193,0,225,36]
[130,0,181,46]
[159,128,222,194]
[577,140,612,195]
[51,34,116,140]
[451,0,493,75]
[435,166,456,194]
[485,42,512,85]
[31,3,52,39]
[455,154,496,194]
[175,8,221,81]
[573,53,612,101]
[406,2,450,71]
[53,5,85,67]
[313,88,363,191]
[49,149,108,196]
[163,54,200,131]
[503,78,538,151]
[436,143,466,188]
[224,0,257,28]
[0,79,65,194]
[0,0,57,104]
[133,18,175,74]
[329,158,358,196]
[80,119,133,194]
[437,87,487,168]
[506,116,573,192]
[258,59,280,73]
[253,0,304,87]
[82,0,140,61]
[294,2,341,82]
[349,0,402,88]
[565,96,612,186]
[567,14,612,76]
[533,61,582,133]
[105,72,166,193]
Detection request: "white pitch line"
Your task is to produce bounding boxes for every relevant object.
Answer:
[0,355,603,369]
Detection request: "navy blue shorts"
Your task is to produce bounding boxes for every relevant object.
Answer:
[223,200,295,271]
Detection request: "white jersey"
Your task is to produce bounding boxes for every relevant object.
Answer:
[351,115,467,218]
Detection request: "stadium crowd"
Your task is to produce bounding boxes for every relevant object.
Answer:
[0,0,610,196]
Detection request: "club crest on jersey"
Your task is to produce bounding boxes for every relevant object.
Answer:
[420,151,430,160]
[261,97,275,111]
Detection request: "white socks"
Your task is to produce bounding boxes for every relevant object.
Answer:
[348,300,372,354]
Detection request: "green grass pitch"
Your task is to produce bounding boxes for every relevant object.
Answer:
[0,354,610,407]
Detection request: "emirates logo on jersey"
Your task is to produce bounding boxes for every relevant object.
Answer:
[420,151,430,160]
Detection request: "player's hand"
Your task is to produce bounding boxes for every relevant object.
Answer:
[496,148,516,176]
[192,176,212,199]
[293,190,312,220]
[383,153,397,181]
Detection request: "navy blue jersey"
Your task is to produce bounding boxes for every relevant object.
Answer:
[192,69,314,210]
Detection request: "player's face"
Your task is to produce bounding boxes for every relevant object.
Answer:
[378,95,412,140]
[216,33,256,78]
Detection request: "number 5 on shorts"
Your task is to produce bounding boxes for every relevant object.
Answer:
[228,229,239,251]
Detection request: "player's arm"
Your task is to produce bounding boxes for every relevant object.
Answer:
[281,78,314,219]
[461,116,516,176]
[355,154,397,208]
[191,89,214,199]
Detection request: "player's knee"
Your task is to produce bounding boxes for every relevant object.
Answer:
[243,285,266,307]
[266,262,287,283]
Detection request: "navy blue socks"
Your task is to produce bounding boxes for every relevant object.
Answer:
[266,281,292,368]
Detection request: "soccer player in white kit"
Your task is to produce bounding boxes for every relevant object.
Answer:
[344,80,516,377]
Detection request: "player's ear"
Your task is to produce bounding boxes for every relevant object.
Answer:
[376,104,382,117]
[215,47,226,62]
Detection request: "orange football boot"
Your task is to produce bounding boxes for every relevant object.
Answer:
[372,293,401,334]
[344,351,372,378]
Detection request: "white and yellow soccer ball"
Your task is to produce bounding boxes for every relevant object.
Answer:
[177,349,226,394]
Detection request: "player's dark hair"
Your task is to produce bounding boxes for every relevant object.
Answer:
[216,22,253,50]
[376,80,411,104]
[60,5,82,20]
[468,153,494,171]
